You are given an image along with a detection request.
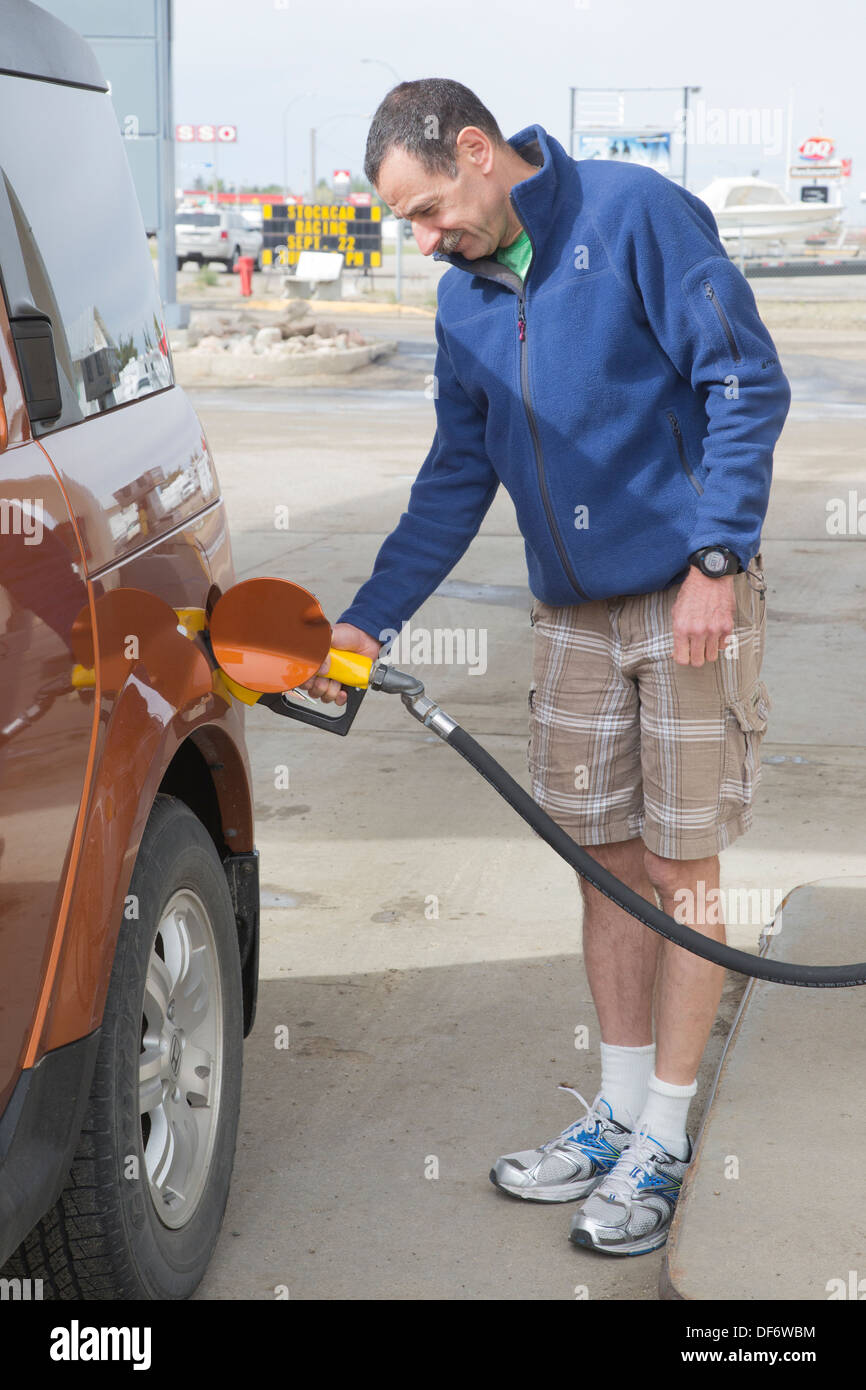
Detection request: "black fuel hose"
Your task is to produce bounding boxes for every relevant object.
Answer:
[445,724,866,988]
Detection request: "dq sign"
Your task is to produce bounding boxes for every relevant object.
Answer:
[798,136,835,161]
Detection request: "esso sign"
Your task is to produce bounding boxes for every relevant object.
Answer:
[799,136,835,161]
[175,124,237,143]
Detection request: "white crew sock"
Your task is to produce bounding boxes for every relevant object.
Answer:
[635,1072,697,1160]
[599,1041,656,1131]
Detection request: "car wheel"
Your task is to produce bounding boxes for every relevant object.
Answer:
[227,245,241,273]
[177,256,185,271]
[0,794,244,1299]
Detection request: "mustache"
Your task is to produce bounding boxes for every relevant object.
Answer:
[438,229,464,254]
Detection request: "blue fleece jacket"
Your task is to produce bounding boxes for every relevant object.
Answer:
[337,123,791,641]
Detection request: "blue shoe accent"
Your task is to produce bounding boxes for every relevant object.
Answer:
[490,1087,634,1203]
[569,1127,692,1254]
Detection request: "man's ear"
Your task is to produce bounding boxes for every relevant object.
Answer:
[455,125,495,173]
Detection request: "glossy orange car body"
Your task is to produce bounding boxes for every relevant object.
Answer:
[0,0,258,1268]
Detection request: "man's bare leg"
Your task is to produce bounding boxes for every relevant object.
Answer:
[643,850,726,1084]
[579,836,662,1047]
[578,839,726,1077]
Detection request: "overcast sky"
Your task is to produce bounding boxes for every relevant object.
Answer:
[172,0,865,221]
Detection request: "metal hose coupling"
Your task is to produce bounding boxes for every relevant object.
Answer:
[368,660,457,741]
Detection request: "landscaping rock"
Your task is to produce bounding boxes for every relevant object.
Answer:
[254,326,283,350]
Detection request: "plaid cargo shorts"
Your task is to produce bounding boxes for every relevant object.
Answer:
[527,556,770,860]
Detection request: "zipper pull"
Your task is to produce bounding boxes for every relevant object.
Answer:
[518,301,526,341]
[704,282,714,301]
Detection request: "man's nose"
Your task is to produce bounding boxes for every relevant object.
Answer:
[413,223,441,256]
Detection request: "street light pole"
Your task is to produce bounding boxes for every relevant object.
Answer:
[156,0,185,328]
[682,86,701,191]
[309,113,370,202]
[682,85,688,190]
[361,57,400,85]
[283,91,315,202]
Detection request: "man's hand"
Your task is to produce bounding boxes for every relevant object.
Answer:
[671,569,736,666]
[298,623,382,705]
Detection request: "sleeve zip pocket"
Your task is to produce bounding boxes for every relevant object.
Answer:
[703,279,742,363]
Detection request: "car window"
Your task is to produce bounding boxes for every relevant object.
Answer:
[176,212,220,227]
[0,74,173,434]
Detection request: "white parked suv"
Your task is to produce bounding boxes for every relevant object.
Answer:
[176,208,263,272]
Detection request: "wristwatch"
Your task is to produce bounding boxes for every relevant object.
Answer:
[688,545,742,577]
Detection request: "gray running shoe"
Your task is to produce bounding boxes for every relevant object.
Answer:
[569,1126,692,1255]
[489,1086,635,1203]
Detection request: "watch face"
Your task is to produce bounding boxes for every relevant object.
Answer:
[703,550,727,574]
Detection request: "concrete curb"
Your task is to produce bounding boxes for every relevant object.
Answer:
[195,296,436,318]
[171,338,398,385]
[661,875,866,1301]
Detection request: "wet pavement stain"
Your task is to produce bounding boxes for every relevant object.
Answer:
[260,890,323,908]
[370,894,433,924]
[293,1036,374,1061]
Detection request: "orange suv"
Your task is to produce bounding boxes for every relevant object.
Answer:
[0,1,258,1298]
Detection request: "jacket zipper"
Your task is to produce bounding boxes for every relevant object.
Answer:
[517,288,588,600]
[437,205,587,603]
[667,411,704,495]
[703,281,742,363]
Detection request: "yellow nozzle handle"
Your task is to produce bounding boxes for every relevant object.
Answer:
[175,606,208,634]
[323,648,373,688]
[217,670,262,706]
[216,650,372,706]
[71,664,96,689]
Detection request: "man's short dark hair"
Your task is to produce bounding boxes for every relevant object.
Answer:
[363,78,507,188]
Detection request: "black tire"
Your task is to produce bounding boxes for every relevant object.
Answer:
[1,794,243,1299]
[177,256,185,271]
[227,245,241,273]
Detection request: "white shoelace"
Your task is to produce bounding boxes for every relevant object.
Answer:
[540,1085,609,1152]
[595,1127,664,1202]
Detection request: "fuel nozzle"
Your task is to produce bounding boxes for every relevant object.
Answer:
[369,660,425,697]
[368,660,457,740]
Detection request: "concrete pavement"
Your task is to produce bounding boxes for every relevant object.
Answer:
[186,311,866,1299]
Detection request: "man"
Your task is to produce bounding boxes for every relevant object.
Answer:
[303,79,790,1256]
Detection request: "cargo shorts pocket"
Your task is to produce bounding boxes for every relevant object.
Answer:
[527,684,536,771]
[529,597,551,627]
[720,679,772,819]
